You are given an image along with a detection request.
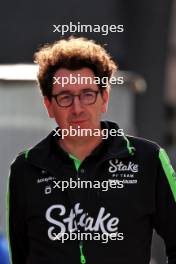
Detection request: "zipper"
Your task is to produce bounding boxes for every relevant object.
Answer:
[79,241,86,264]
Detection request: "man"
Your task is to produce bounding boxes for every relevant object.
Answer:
[7,37,176,264]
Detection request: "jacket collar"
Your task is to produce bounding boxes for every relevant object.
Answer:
[24,121,135,174]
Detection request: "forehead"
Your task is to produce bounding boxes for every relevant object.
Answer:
[52,67,98,93]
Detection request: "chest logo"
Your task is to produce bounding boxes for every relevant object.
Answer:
[108,159,139,185]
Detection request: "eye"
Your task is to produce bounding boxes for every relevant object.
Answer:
[58,94,72,100]
[83,91,94,97]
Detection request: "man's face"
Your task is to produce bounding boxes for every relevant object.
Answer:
[44,67,109,132]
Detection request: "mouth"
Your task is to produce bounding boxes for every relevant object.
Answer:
[70,120,87,125]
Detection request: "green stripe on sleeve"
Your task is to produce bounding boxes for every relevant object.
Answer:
[159,148,176,202]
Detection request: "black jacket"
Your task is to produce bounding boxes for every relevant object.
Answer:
[7,121,176,264]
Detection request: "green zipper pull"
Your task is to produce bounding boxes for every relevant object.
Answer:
[79,242,86,264]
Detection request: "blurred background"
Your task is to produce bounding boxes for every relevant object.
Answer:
[0,0,176,263]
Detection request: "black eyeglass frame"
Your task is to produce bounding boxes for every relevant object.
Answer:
[51,90,101,108]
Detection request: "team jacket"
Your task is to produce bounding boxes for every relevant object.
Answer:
[7,121,176,264]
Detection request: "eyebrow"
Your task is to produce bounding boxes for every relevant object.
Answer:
[56,88,96,95]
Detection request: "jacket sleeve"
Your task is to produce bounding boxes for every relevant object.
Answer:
[6,156,28,264]
[153,148,176,264]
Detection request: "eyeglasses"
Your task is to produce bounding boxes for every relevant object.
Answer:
[51,89,100,108]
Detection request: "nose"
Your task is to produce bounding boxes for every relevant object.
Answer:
[71,96,84,115]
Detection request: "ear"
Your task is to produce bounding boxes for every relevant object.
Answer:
[101,89,109,113]
[43,96,55,118]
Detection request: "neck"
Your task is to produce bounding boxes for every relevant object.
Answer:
[58,135,102,161]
